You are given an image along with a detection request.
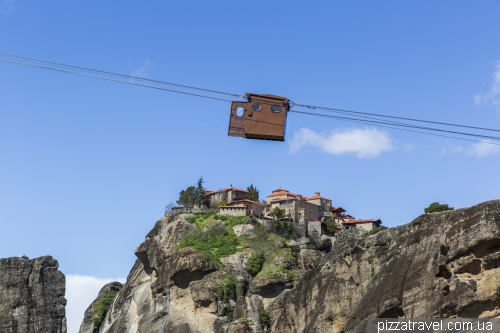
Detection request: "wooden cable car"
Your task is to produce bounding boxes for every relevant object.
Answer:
[228,93,290,141]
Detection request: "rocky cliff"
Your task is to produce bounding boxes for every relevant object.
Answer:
[81,200,500,333]
[78,282,123,333]
[0,255,67,333]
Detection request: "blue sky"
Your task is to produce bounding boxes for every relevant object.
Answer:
[1,2,500,331]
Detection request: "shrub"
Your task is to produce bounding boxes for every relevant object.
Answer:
[91,290,119,332]
[362,226,388,237]
[224,304,234,321]
[180,213,248,263]
[245,250,266,276]
[270,220,293,239]
[21,255,29,260]
[424,202,454,214]
[396,234,408,244]
[269,207,285,220]
[259,309,270,327]
[325,218,341,233]
[216,274,240,303]
[219,200,227,207]
[216,274,241,322]
[259,267,284,279]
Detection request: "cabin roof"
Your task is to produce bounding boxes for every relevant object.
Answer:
[246,93,289,103]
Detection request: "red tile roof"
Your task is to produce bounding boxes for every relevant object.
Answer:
[342,218,379,224]
[271,197,321,208]
[204,186,248,195]
[332,207,346,212]
[231,199,260,204]
[271,196,299,202]
[267,191,297,198]
[272,187,287,193]
[219,205,247,209]
[306,195,331,201]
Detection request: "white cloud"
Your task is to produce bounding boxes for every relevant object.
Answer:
[289,127,393,158]
[131,58,154,78]
[66,275,126,333]
[475,61,500,112]
[439,143,463,156]
[474,94,482,105]
[403,143,416,151]
[467,140,500,157]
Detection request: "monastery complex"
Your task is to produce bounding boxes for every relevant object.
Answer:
[175,185,383,238]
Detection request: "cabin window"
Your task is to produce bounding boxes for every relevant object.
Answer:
[236,106,245,117]
[251,103,262,111]
[271,105,282,113]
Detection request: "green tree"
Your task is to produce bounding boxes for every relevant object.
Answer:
[325,218,341,233]
[194,176,207,208]
[177,177,209,208]
[424,202,454,214]
[177,186,197,208]
[247,184,260,202]
[269,206,285,220]
[245,250,265,276]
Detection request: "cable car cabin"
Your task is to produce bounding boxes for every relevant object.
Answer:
[228,93,289,141]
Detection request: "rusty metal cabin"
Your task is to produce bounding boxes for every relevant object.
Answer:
[228,93,289,141]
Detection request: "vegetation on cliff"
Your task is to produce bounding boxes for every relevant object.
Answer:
[424,202,454,213]
[362,225,388,237]
[179,211,247,263]
[91,290,119,332]
[179,211,304,280]
[245,250,266,276]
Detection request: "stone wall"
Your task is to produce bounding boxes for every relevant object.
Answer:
[354,222,373,231]
[219,206,247,216]
[307,221,322,238]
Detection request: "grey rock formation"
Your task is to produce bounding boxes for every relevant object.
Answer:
[0,255,67,333]
[81,200,500,332]
[78,282,122,333]
[268,200,500,332]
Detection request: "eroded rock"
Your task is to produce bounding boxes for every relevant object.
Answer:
[80,200,500,333]
[0,256,67,333]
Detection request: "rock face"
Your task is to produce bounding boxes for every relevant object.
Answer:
[78,282,123,333]
[83,200,500,332]
[94,215,224,333]
[0,256,67,333]
[269,200,500,332]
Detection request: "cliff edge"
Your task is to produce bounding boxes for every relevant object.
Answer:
[81,200,500,332]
